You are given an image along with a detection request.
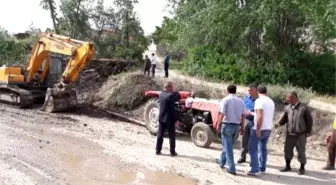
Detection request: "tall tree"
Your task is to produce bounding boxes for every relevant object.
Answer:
[40,0,59,34]
[154,0,336,94]
[114,0,139,48]
[58,0,93,39]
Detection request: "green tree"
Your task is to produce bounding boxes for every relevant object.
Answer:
[40,0,59,33]
[154,0,336,94]
[58,0,93,38]
[0,27,34,66]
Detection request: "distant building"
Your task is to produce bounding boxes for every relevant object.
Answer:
[14,32,30,39]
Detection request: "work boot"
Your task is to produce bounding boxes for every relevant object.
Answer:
[170,152,178,157]
[298,164,305,175]
[280,160,292,172]
[237,158,246,164]
[322,166,335,170]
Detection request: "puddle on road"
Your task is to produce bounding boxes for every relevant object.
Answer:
[56,133,197,185]
[111,170,197,185]
[136,170,198,185]
[62,154,198,185]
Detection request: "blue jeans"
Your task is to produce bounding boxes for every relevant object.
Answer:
[218,123,240,173]
[249,129,272,173]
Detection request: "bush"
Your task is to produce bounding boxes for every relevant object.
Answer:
[183,46,336,95]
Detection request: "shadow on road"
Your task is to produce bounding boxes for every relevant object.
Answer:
[268,151,325,162]
[252,164,336,185]
[258,172,335,185]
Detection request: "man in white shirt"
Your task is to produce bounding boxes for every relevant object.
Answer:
[246,86,275,176]
[150,53,157,77]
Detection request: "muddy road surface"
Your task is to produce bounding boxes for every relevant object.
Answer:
[0,104,334,185]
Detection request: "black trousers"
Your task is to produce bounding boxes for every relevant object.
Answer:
[144,67,150,75]
[156,121,176,153]
[240,119,254,159]
[284,133,307,164]
[164,63,169,77]
[151,64,156,77]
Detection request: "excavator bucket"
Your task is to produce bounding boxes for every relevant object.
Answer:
[41,87,77,113]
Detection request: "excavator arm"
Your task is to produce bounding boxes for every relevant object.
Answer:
[25,33,94,85]
[24,33,95,113]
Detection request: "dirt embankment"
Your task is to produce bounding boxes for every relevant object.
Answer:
[76,59,137,104]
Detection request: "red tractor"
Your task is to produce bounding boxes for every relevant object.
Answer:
[143,90,221,148]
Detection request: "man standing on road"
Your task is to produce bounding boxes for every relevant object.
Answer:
[275,91,313,175]
[150,53,157,78]
[322,117,336,170]
[217,85,245,175]
[143,55,151,75]
[164,52,170,78]
[247,86,275,176]
[237,84,258,164]
[155,82,180,157]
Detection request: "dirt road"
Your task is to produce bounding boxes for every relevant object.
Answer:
[0,103,335,185]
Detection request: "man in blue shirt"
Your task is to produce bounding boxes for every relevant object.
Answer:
[164,52,170,78]
[237,84,258,163]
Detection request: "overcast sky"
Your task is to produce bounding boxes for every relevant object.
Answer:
[0,0,172,35]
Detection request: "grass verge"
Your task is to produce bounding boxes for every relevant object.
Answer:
[171,67,335,104]
[169,60,184,70]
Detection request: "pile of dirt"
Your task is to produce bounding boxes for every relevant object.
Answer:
[91,73,225,112]
[90,72,162,111]
[76,59,137,104]
[106,74,161,110]
[87,58,138,78]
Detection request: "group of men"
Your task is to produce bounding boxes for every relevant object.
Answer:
[154,81,335,177]
[143,52,170,78]
[216,84,277,176]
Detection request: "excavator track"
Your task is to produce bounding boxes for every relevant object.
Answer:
[0,85,34,108]
[0,85,77,113]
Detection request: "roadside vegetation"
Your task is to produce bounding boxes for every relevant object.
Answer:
[151,0,336,103]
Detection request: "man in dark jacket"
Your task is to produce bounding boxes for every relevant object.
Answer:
[275,91,313,175]
[155,82,180,156]
[163,52,170,78]
[143,55,151,75]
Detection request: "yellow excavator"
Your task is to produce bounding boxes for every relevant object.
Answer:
[0,33,95,112]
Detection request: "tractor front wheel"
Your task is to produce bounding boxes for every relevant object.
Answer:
[144,99,160,135]
[191,122,213,148]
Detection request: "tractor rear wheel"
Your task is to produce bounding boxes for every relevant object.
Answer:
[144,99,160,135]
[191,122,213,148]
